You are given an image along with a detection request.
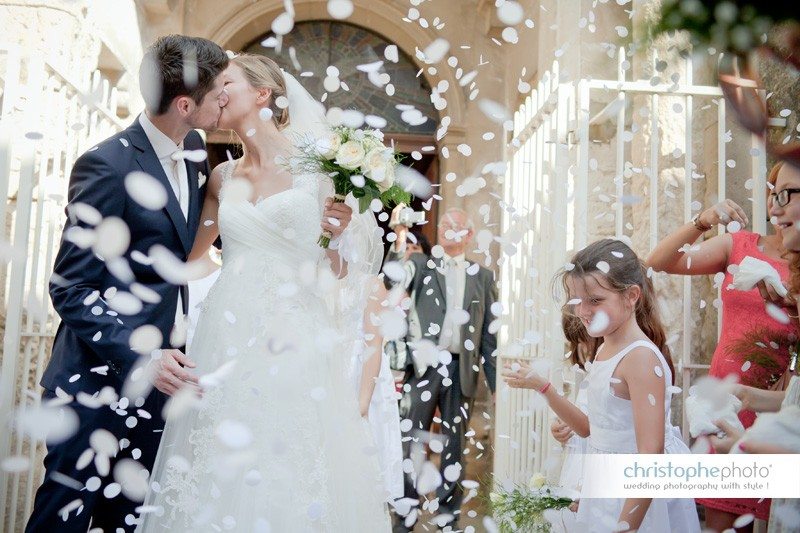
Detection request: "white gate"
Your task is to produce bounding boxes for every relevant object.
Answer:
[0,42,124,531]
[495,46,776,486]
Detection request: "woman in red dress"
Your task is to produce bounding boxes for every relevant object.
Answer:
[647,162,797,532]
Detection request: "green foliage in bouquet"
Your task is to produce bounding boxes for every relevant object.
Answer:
[727,325,793,388]
[489,482,574,533]
[651,1,796,57]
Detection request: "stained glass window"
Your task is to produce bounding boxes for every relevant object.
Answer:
[244,21,437,136]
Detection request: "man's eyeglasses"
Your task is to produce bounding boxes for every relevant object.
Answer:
[770,188,800,208]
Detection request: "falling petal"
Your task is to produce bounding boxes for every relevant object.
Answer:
[497,1,524,25]
[416,461,443,493]
[271,12,295,35]
[1,455,31,473]
[114,458,148,502]
[423,38,450,63]
[93,217,130,258]
[129,325,163,355]
[90,429,119,456]
[216,420,253,449]
[766,303,790,324]
[384,44,399,63]
[327,0,354,19]
[587,311,609,335]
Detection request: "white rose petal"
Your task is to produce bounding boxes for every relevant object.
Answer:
[114,459,148,502]
[587,311,609,335]
[216,420,253,449]
[327,0,354,19]
[90,429,119,456]
[335,141,366,170]
[125,171,168,211]
[94,217,130,258]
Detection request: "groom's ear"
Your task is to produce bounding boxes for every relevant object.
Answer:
[174,95,195,117]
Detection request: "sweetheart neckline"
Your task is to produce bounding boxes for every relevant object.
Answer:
[220,183,296,210]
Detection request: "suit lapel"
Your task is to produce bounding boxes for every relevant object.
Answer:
[127,121,192,254]
[432,260,447,306]
[185,158,201,244]
[462,262,478,310]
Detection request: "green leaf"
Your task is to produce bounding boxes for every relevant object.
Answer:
[358,195,372,213]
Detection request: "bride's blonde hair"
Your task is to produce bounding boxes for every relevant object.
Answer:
[231,53,290,130]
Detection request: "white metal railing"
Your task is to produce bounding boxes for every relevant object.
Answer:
[0,43,124,532]
[495,46,770,486]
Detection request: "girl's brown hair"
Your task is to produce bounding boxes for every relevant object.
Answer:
[231,53,290,130]
[556,238,676,383]
[562,312,594,370]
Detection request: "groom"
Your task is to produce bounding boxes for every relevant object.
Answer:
[26,35,229,532]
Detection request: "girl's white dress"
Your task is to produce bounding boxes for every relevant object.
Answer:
[575,340,700,533]
[551,387,588,533]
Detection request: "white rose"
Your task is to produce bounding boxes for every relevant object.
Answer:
[362,135,384,152]
[528,472,547,490]
[335,141,366,170]
[315,133,341,159]
[363,148,395,190]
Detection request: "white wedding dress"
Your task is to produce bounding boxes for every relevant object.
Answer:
[137,161,391,532]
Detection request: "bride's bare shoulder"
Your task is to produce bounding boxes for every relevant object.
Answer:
[208,159,238,198]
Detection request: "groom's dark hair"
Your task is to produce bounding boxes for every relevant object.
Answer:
[139,35,229,115]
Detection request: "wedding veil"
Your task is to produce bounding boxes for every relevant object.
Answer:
[279,70,385,366]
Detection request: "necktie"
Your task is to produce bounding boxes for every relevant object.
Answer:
[170,148,189,221]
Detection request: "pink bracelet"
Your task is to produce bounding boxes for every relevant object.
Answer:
[539,382,551,394]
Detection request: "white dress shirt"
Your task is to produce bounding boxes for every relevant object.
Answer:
[138,113,189,220]
[441,252,466,353]
[139,113,189,327]
[392,242,467,353]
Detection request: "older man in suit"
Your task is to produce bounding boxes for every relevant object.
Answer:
[387,206,497,531]
[26,35,229,533]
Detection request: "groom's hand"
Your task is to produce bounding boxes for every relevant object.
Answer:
[321,198,353,239]
[153,349,199,396]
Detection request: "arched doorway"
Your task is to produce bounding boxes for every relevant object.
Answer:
[207,20,441,249]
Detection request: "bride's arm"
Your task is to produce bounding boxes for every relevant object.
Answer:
[357,279,387,417]
[188,164,224,263]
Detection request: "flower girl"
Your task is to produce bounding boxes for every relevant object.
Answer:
[504,239,700,532]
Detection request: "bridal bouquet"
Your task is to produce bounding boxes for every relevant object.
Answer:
[489,473,576,533]
[290,125,411,248]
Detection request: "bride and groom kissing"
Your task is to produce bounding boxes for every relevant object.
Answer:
[27,35,393,532]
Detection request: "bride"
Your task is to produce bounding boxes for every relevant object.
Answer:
[136,54,391,532]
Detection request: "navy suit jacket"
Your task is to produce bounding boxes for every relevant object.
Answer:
[42,118,209,394]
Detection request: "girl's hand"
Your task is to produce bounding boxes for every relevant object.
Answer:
[502,361,549,391]
[551,418,574,445]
